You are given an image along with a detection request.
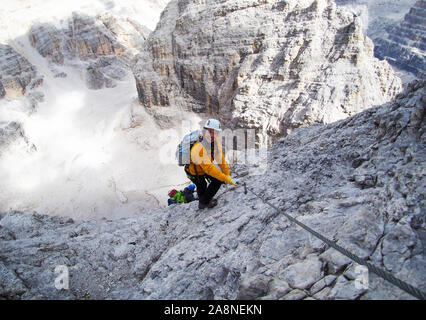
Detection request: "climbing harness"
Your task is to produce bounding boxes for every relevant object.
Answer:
[242,183,425,300]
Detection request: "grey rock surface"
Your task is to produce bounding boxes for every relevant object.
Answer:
[279,254,323,290]
[328,275,367,299]
[0,80,424,300]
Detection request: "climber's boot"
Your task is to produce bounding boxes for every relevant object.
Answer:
[207,198,217,208]
[198,201,209,209]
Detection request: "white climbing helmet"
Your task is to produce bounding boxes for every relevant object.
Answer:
[203,118,222,131]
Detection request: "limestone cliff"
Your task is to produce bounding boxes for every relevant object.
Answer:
[133,0,402,144]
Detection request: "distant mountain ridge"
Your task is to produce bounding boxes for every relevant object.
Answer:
[335,0,425,81]
[374,0,426,79]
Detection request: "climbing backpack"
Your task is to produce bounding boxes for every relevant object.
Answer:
[176,130,203,166]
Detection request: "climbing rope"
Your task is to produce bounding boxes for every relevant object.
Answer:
[243,183,425,300]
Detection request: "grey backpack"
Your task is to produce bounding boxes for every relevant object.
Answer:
[175,130,202,166]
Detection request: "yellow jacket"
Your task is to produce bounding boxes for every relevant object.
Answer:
[186,136,231,183]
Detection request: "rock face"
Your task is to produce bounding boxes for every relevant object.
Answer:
[373,1,426,79]
[0,44,43,100]
[29,12,151,89]
[0,80,424,300]
[133,0,401,144]
[0,122,36,158]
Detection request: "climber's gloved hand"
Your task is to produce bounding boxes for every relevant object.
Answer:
[226,177,239,187]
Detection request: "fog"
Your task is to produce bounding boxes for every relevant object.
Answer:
[0,0,207,220]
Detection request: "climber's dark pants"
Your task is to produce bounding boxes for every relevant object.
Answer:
[185,168,223,205]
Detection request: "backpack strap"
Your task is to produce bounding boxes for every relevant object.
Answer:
[183,133,203,183]
[191,137,203,183]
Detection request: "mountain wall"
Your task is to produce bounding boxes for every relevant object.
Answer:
[133,0,401,145]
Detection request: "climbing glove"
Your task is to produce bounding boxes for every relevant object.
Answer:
[227,177,239,187]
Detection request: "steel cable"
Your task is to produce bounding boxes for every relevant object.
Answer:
[243,183,425,300]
